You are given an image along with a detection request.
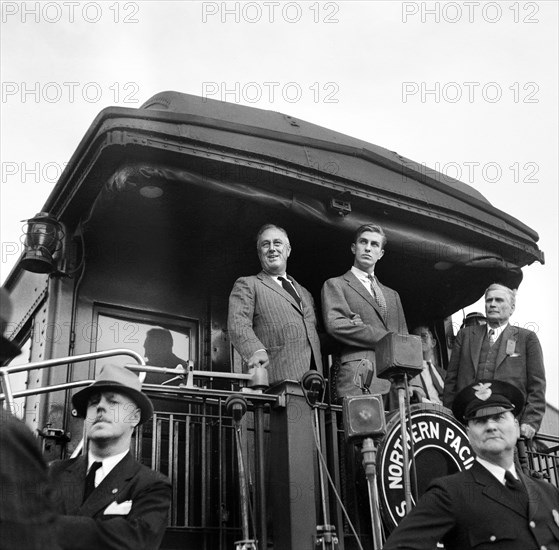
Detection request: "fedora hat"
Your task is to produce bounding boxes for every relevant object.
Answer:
[452,380,525,424]
[1,287,21,361]
[72,364,153,424]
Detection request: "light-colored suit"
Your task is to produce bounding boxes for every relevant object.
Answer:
[321,270,408,402]
[49,453,171,550]
[228,271,323,385]
[443,324,546,430]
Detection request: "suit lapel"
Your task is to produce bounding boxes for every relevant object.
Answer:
[470,326,485,372]
[290,277,307,312]
[60,456,88,514]
[523,472,542,520]
[79,453,140,517]
[495,324,516,370]
[471,461,527,518]
[258,271,302,312]
[344,271,387,327]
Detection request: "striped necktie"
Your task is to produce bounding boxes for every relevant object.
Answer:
[367,274,387,320]
[488,329,496,346]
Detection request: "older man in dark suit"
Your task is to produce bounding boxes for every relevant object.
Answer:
[321,224,412,403]
[228,223,323,385]
[49,364,171,550]
[383,380,559,550]
[443,283,546,438]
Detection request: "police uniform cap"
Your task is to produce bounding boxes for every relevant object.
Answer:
[452,380,525,423]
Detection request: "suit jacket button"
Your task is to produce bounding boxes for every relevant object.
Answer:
[112,488,118,494]
[489,535,496,542]
[529,521,536,528]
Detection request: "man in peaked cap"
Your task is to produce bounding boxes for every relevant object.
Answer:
[49,364,171,550]
[383,380,559,550]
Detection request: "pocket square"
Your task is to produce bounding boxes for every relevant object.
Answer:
[508,353,521,358]
[104,500,132,515]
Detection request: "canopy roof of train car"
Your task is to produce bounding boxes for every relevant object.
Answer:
[17,91,544,320]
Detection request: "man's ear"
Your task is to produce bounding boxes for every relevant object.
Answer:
[378,248,384,260]
[130,407,141,429]
[351,242,356,255]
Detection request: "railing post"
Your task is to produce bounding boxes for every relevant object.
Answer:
[254,401,267,548]
[268,381,318,550]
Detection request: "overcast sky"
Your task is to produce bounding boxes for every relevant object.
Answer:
[1,1,557,409]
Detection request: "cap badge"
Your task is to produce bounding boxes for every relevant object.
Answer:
[473,382,492,401]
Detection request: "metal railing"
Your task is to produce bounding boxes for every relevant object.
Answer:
[1,354,558,549]
[0,348,146,409]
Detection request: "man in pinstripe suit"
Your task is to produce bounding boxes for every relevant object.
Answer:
[228,224,323,385]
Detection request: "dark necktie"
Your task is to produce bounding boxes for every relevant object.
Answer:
[83,461,102,503]
[367,274,387,321]
[504,470,528,511]
[278,276,301,307]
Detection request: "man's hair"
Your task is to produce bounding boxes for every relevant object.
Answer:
[145,328,174,348]
[484,283,516,309]
[354,224,387,248]
[255,224,290,247]
[412,325,433,338]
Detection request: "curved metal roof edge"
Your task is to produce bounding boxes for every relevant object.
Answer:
[43,95,540,248]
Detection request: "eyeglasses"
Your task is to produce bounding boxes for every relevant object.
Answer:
[259,239,288,250]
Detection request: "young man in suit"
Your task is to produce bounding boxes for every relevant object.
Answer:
[49,364,171,550]
[443,283,546,438]
[383,380,559,550]
[321,224,411,404]
[228,223,322,385]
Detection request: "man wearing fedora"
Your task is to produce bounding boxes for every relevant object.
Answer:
[383,380,559,550]
[49,364,171,550]
[1,287,60,549]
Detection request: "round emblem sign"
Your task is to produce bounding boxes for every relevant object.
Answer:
[377,403,474,531]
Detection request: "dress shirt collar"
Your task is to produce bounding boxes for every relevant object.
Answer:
[476,457,519,485]
[270,272,290,284]
[351,266,374,283]
[88,449,129,485]
[486,322,508,340]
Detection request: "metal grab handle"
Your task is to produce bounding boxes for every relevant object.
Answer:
[0,348,146,410]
